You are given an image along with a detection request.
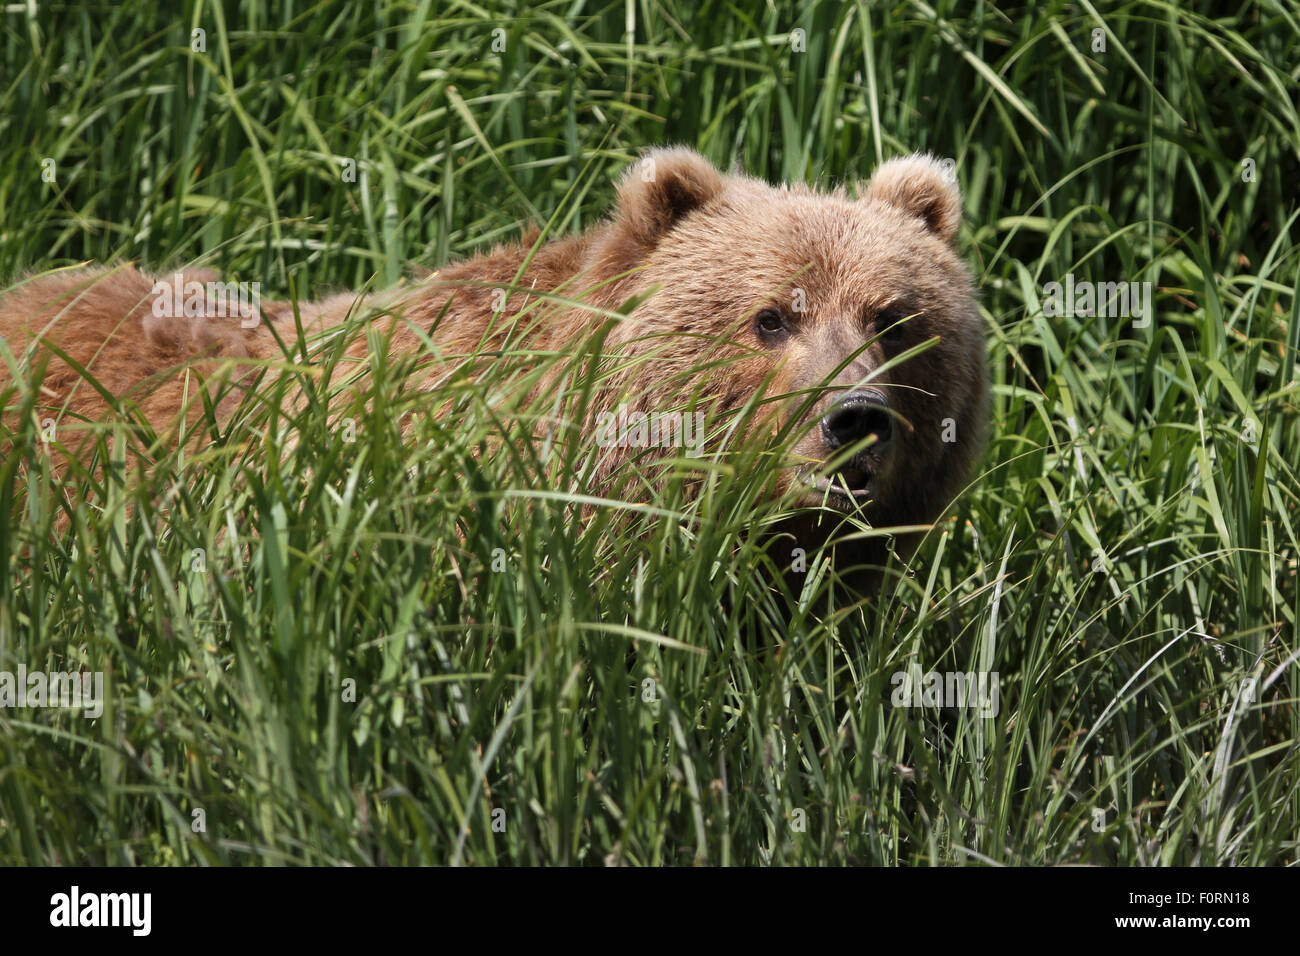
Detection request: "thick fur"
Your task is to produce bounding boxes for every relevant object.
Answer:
[0,149,987,573]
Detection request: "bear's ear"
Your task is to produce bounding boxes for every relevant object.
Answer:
[863,154,962,244]
[615,148,725,247]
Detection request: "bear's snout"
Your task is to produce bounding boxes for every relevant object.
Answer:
[820,389,892,454]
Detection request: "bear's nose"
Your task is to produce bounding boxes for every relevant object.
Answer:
[821,391,892,451]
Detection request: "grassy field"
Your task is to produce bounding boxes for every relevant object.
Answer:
[1,0,1297,866]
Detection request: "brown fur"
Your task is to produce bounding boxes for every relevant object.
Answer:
[0,149,987,574]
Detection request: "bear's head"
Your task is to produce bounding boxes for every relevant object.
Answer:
[592,148,988,548]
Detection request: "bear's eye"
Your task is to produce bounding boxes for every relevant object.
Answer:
[873,304,916,341]
[754,307,790,342]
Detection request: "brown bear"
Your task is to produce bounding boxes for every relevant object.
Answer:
[0,148,987,578]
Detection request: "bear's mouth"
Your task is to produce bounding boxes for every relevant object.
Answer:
[799,462,877,506]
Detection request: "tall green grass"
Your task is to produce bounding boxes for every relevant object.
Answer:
[1,0,1297,864]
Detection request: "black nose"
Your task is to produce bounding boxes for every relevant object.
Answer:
[821,391,892,450]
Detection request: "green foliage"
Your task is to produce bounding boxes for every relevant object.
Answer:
[1,0,1296,865]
